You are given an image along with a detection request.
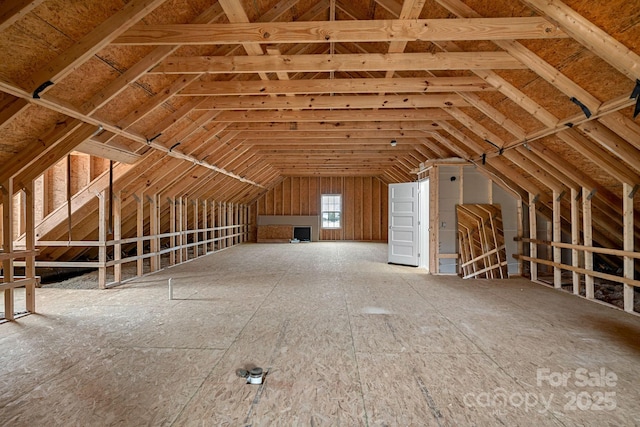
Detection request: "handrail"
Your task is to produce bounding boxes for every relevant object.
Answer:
[515,237,640,259]
[513,254,640,288]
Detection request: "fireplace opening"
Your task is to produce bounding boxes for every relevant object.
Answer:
[293,226,312,242]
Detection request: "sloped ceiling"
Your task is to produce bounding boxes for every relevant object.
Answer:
[0,0,638,233]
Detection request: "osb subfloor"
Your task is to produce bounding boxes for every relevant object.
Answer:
[1,242,640,426]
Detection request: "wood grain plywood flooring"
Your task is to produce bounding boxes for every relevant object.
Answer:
[1,242,639,426]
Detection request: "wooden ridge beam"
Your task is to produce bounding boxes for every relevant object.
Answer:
[114,17,567,45]
[151,52,528,74]
[179,77,495,96]
[195,94,467,110]
[211,109,453,122]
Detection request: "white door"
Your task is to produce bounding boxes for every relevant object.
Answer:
[388,182,419,266]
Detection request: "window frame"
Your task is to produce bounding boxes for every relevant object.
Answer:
[320,193,342,229]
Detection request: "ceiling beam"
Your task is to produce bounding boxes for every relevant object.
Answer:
[240,137,430,145]
[0,119,84,184]
[521,0,640,81]
[578,122,640,173]
[24,0,167,94]
[74,139,141,164]
[114,17,567,45]
[211,109,452,122]
[151,52,528,74]
[80,2,226,115]
[235,130,430,139]
[194,94,467,110]
[434,0,601,115]
[0,77,263,188]
[0,97,30,129]
[557,129,640,185]
[225,121,440,131]
[179,77,494,96]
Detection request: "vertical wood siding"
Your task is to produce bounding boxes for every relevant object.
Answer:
[254,176,388,241]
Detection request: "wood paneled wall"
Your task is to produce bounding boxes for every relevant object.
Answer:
[253,177,388,241]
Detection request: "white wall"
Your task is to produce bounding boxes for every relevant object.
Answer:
[435,165,520,276]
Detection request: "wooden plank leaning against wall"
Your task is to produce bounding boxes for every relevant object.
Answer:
[253,176,388,242]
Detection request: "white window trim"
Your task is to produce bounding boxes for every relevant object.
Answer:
[321,193,342,229]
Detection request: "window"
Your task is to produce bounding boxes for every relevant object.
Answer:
[321,194,342,229]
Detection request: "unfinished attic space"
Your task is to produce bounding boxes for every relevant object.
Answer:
[1,0,640,424]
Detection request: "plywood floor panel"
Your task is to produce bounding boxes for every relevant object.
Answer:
[1,242,639,426]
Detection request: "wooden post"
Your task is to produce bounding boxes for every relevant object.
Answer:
[24,181,36,313]
[177,197,183,263]
[98,190,107,289]
[220,201,226,249]
[192,199,198,257]
[135,193,144,277]
[209,200,215,252]
[169,197,176,265]
[113,192,122,284]
[2,179,14,320]
[202,200,208,255]
[570,188,580,295]
[553,190,562,289]
[582,187,594,299]
[149,194,159,271]
[182,198,188,261]
[229,202,233,247]
[241,205,246,243]
[623,183,635,313]
[516,199,523,275]
[529,193,538,282]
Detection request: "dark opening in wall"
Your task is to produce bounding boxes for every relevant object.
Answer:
[293,226,311,242]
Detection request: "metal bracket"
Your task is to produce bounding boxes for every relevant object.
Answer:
[631,79,640,119]
[575,188,582,201]
[33,81,54,99]
[570,97,592,118]
[628,184,639,199]
[586,188,597,201]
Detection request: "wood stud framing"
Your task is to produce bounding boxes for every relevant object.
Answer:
[0,0,638,318]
